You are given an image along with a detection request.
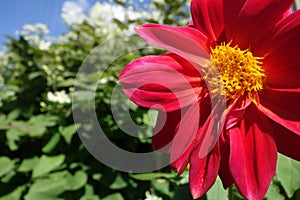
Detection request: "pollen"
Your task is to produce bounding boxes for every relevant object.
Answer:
[207,42,265,103]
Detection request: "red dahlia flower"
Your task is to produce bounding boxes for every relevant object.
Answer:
[118,0,300,199]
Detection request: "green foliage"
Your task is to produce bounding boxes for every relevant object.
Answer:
[0,1,196,199]
[1,1,300,200]
[276,154,300,198]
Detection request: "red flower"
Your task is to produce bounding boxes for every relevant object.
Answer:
[118,0,300,199]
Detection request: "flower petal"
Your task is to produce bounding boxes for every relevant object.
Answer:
[263,10,300,89]
[135,24,210,67]
[223,0,246,41]
[195,96,233,159]
[169,102,201,168]
[271,122,300,162]
[226,0,293,55]
[218,133,234,189]
[189,143,220,199]
[225,97,251,130]
[258,89,300,135]
[190,0,224,43]
[119,53,203,112]
[152,109,181,153]
[229,104,277,200]
[170,97,212,174]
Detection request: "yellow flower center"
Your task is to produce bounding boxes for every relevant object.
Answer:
[207,42,265,103]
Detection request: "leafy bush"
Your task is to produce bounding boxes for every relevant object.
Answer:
[0,1,300,200]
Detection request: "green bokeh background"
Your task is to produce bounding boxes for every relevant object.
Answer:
[0,1,300,199]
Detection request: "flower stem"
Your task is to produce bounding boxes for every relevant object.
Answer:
[228,185,234,200]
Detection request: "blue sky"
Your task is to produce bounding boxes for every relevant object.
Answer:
[0,0,103,49]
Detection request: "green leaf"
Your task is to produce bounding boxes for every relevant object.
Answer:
[28,72,44,80]
[24,172,68,200]
[32,155,65,178]
[6,129,21,151]
[80,184,100,200]
[9,115,58,138]
[42,133,61,153]
[0,186,26,200]
[109,175,128,190]
[66,170,88,191]
[1,170,16,183]
[25,171,87,200]
[276,153,300,198]
[59,125,77,144]
[102,193,124,200]
[207,176,228,200]
[7,109,20,122]
[18,157,39,172]
[131,172,177,181]
[0,157,14,177]
[265,180,285,200]
[152,179,171,196]
[58,78,75,87]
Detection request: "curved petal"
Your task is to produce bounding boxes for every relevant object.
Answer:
[119,53,203,112]
[263,10,300,89]
[270,121,300,161]
[169,102,201,166]
[190,0,224,43]
[135,24,210,67]
[196,99,227,159]
[152,109,182,153]
[170,97,212,174]
[189,143,220,199]
[229,104,277,200]
[225,97,251,130]
[171,144,194,175]
[228,0,293,55]
[223,0,246,42]
[258,89,300,135]
[218,133,234,189]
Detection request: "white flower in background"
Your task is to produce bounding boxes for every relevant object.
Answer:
[15,23,52,50]
[144,191,162,200]
[47,90,71,104]
[62,0,164,33]
[39,40,51,50]
[19,23,49,36]
[61,0,88,25]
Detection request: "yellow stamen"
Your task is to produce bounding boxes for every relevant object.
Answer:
[206,42,265,104]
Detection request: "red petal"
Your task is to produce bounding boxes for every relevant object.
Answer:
[152,109,182,152]
[228,0,293,55]
[171,144,193,175]
[170,97,212,174]
[218,133,234,189]
[263,10,300,89]
[189,143,220,199]
[196,98,227,159]
[229,104,277,200]
[283,9,292,18]
[119,53,203,112]
[135,24,210,67]
[223,0,246,41]
[190,0,224,43]
[169,102,201,167]
[271,122,300,162]
[225,97,252,130]
[258,89,300,135]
